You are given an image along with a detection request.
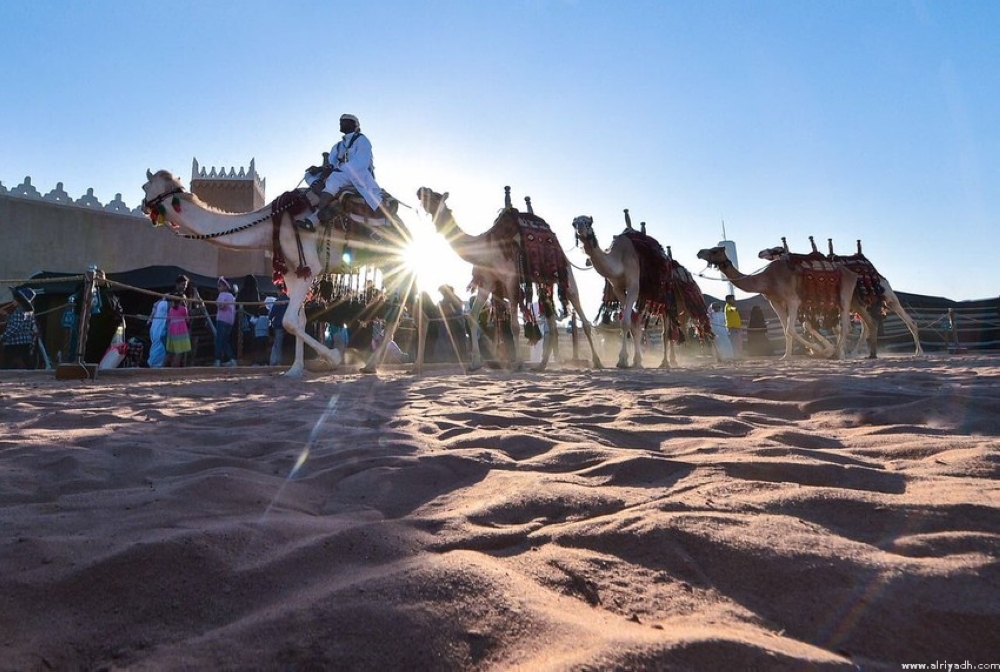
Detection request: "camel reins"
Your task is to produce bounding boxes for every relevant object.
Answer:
[145,185,301,240]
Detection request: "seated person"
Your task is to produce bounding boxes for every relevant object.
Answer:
[296,113,388,231]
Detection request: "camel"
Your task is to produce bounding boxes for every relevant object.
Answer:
[416,187,602,371]
[696,245,858,359]
[571,214,712,368]
[758,238,922,358]
[141,169,425,376]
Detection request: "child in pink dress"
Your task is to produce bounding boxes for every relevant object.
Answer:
[166,296,192,367]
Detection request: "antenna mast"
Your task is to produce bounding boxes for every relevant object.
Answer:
[721,218,734,296]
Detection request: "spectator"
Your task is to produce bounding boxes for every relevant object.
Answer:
[166,295,191,368]
[710,302,734,361]
[2,287,39,369]
[269,290,290,366]
[147,294,170,367]
[236,275,260,361]
[252,306,271,365]
[745,305,774,357]
[214,277,237,367]
[725,294,744,359]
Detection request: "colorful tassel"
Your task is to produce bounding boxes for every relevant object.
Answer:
[171,195,181,212]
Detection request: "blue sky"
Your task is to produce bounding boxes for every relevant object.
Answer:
[2,0,997,305]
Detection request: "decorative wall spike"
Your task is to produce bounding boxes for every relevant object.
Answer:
[44,182,74,204]
[75,187,102,208]
[104,194,132,213]
[11,177,41,199]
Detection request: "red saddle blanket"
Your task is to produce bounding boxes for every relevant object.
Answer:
[473,209,569,333]
[783,256,845,325]
[829,253,885,309]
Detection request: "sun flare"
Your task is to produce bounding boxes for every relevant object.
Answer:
[402,218,470,299]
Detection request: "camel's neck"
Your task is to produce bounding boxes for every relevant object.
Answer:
[434,208,494,266]
[163,194,274,249]
[579,233,623,279]
[715,259,760,292]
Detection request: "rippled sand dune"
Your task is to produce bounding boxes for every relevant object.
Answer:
[1,355,998,670]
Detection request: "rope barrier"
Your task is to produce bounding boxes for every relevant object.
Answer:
[0,275,87,287]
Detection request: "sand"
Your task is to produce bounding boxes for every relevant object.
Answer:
[1,353,999,671]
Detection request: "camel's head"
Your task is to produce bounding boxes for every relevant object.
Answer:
[416,187,449,229]
[696,246,729,268]
[571,215,597,249]
[571,215,594,237]
[758,246,785,261]
[141,169,186,226]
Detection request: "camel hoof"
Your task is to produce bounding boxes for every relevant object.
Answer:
[359,366,378,375]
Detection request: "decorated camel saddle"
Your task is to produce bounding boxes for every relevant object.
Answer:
[766,236,852,325]
[471,188,571,336]
[765,236,886,315]
[269,187,406,282]
[826,239,885,312]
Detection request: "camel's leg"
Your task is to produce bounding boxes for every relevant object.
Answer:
[610,285,635,368]
[802,322,835,358]
[659,315,677,369]
[464,287,489,371]
[410,294,427,374]
[361,288,418,374]
[885,290,923,355]
[565,276,603,369]
[280,276,342,376]
[627,289,644,369]
[833,274,858,360]
[781,302,801,359]
[854,308,878,359]
[533,305,562,371]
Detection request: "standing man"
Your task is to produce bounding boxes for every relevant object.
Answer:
[295,113,387,232]
[2,287,39,369]
[724,294,743,359]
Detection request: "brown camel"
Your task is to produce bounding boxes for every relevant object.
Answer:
[697,246,858,359]
[416,187,602,371]
[758,239,922,358]
[142,170,425,376]
[571,214,712,368]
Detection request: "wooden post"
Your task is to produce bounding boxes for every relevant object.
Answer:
[57,266,100,379]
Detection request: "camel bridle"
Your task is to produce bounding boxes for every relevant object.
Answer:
[142,185,184,213]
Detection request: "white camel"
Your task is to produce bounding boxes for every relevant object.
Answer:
[697,246,858,359]
[758,240,922,358]
[416,187,602,371]
[142,169,424,376]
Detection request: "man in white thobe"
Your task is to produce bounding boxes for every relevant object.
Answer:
[296,113,386,231]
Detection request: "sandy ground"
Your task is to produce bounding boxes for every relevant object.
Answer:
[1,352,998,671]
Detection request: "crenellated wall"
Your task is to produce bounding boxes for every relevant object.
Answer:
[0,176,146,216]
[0,160,270,287]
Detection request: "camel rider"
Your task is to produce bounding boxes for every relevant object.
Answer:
[295,113,386,232]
